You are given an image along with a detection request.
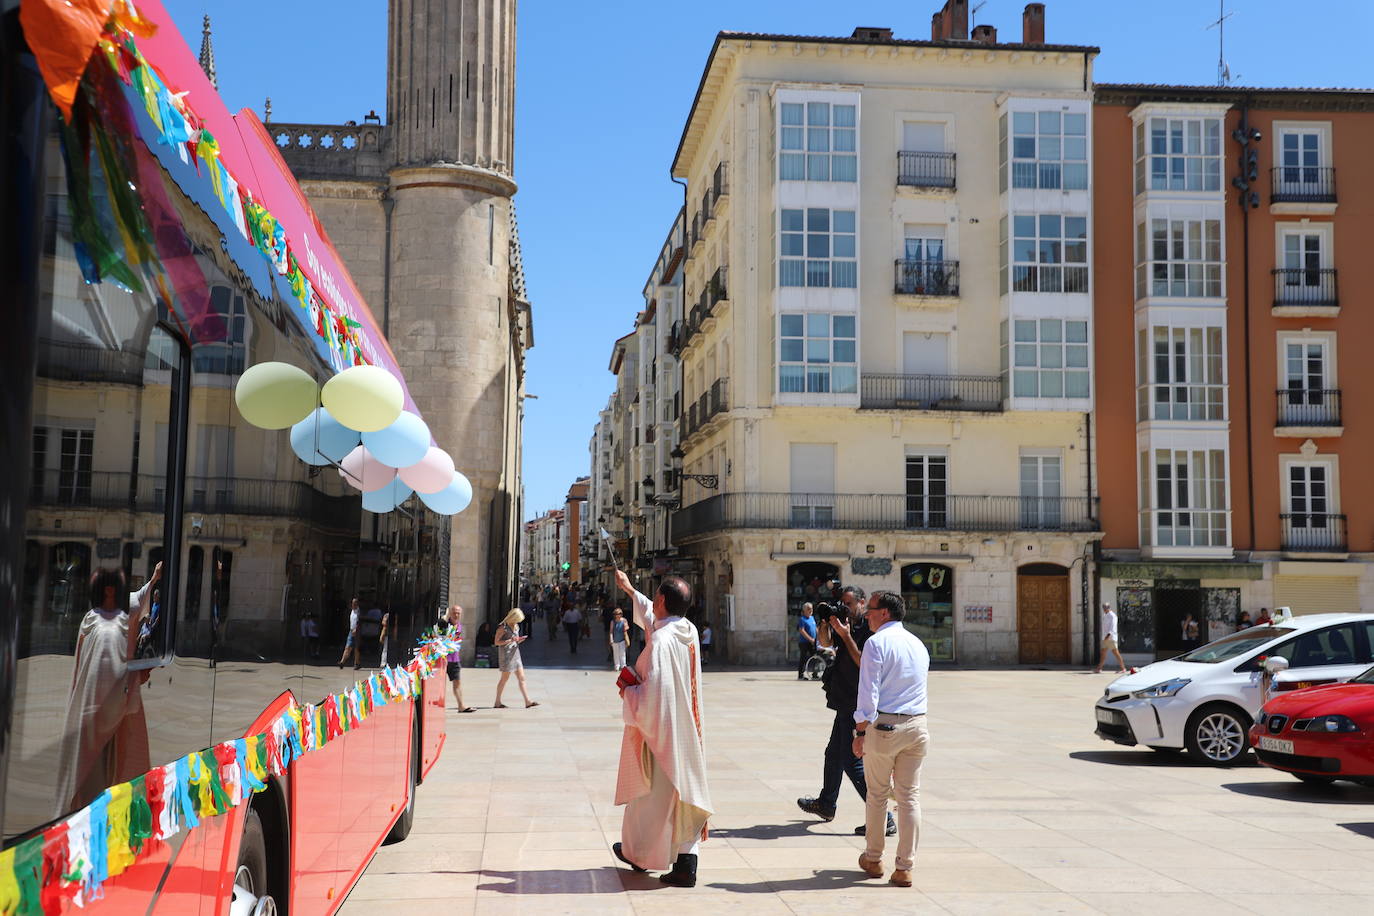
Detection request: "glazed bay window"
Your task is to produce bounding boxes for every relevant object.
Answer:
[1142,448,1229,548]
[1136,326,1225,421]
[1135,117,1222,193]
[1011,214,1088,293]
[1003,110,1088,191]
[779,101,857,182]
[780,208,856,288]
[779,313,857,394]
[1135,217,1222,298]
[1008,319,1090,398]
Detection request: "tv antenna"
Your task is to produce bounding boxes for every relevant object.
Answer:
[1206,0,1238,86]
[971,1,987,27]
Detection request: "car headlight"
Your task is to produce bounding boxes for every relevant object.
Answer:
[1131,677,1191,699]
[1299,715,1360,733]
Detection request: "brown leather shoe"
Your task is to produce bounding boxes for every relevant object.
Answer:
[857,853,883,878]
[889,868,913,887]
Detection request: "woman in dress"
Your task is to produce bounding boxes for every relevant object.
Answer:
[494,608,538,708]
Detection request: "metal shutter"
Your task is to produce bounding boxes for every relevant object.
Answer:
[1272,576,1360,614]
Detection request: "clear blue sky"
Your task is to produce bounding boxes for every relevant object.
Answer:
[161,0,1371,519]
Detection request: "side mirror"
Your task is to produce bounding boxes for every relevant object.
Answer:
[1263,655,1290,675]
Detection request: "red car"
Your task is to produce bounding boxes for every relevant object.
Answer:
[1250,667,1374,786]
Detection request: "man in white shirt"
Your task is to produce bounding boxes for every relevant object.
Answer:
[337,597,361,669]
[852,590,929,889]
[1095,602,1127,674]
[562,604,584,654]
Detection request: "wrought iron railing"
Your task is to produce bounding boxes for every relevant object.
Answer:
[894,259,959,296]
[860,373,1002,411]
[1281,513,1347,552]
[897,151,956,189]
[1271,166,1336,203]
[671,493,1097,541]
[1275,388,1341,427]
[37,341,147,386]
[708,266,728,306]
[1272,268,1338,308]
[712,161,729,200]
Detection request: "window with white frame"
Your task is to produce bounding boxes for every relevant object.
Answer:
[1135,217,1222,299]
[1280,339,1335,423]
[1143,447,1228,548]
[905,452,947,529]
[1011,214,1088,293]
[1135,116,1222,193]
[779,313,857,395]
[1019,452,1063,528]
[1277,228,1330,301]
[779,101,857,182]
[1136,326,1224,421]
[1004,110,1088,191]
[780,208,856,288]
[1006,318,1090,399]
[1277,127,1325,189]
[1285,462,1336,547]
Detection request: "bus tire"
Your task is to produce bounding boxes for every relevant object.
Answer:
[232,806,277,916]
[385,707,420,844]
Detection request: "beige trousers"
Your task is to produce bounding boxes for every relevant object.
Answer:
[861,713,929,872]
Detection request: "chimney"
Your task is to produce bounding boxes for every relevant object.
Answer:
[931,11,944,40]
[945,0,969,40]
[1023,3,1046,45]
[972,24,998,44]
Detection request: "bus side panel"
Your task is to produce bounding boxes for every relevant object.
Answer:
[331,703,376,896]
[331,697,410,904]
[289,735,345,916]
[421,670,446,780]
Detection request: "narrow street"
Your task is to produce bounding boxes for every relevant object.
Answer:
[341,651,1374,914]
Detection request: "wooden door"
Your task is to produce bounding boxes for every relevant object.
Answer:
[1017,574,1070,664]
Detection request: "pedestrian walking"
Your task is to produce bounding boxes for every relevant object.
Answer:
[562,604,584,654]
[853,590,930,889]
[700,621,713,666]
[337,597,361,669]
[444,605,475,713]
[300,611,319,659]
[797,602,818,680]
[610,569,712,887]
[1095,602,1127,674]
[610,607,629,670]
[1181,611,1200,650]
[379,610,391,667]
[494,608,538,708]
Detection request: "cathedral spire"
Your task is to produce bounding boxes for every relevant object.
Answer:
[198,15,217,90]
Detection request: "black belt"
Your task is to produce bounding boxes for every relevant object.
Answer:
[878,711,922,717]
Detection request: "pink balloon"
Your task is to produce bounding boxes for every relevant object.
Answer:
[339,445,396,492]
[398,447,456,494]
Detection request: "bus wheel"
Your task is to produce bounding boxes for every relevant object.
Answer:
[231,807,277,916]
[385,710,420,844]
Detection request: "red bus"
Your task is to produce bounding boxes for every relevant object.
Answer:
[1,2,449,912]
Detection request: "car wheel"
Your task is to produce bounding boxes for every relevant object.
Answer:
[1293,772,1338,787]
[231,807,277,916]
[1185,704,1251,766]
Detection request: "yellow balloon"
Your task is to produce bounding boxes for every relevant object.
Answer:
[321,365,404,433]
[234,362,318,430]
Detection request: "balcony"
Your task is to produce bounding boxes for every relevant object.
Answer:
[37,341,146,386]
[894,259,959,298]
[1271,167,1336,205]
[897,151,956,190]
[1272,268,1338,313]
[860,373,1002,412]
[1275,388,1342,436]
[712,161,729,202]
[1281,513,1347,554]
[708,266,729,307]
[671,492,1098,542]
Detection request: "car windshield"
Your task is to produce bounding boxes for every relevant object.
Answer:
[1176,627,1295,664]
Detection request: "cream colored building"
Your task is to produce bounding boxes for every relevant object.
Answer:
[667,7,1103,665]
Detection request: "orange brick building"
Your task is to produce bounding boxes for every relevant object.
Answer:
[1093,85,1374,658]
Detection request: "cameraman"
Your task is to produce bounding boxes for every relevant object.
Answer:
[797,585,895,837]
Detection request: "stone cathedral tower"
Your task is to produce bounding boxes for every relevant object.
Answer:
[271,0,531,644]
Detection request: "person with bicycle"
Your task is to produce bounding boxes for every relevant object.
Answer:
[796,586,895,838]
[796,603,818,680]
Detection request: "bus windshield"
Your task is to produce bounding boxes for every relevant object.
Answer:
[1176,627,1295,664]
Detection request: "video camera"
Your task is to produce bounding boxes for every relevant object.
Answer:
[814,601,840,624]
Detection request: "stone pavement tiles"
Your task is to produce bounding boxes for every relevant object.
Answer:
[337,654,1374,915]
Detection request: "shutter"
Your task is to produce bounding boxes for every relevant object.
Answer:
[1272,576,1360,614]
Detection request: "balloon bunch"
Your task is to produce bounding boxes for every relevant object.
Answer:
[234,362,472,516]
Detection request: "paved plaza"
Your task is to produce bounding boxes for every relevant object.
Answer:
[340,633,1374,914]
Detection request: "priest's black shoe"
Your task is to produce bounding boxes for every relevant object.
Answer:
[659,853,697,888]
[612,842,648,873]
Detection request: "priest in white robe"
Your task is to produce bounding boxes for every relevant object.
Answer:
[612,568,712,887]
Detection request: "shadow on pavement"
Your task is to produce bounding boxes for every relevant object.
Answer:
[1067,749,1241,768]
[474,866,637,894]
[1223,781,1374,805]
[1338,823,1374,839]
[708,869,875,894]
[708,819,817,841]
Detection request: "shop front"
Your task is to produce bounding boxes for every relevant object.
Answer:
[1099,561,1263,662]
[900,562,955,661]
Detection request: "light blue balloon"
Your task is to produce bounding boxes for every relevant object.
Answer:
[290,407,361,466]
[419,472,472,515]
[361,410,431,468]
[362,480,414,514]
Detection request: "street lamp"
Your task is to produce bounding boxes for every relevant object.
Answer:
[669,446,718,489]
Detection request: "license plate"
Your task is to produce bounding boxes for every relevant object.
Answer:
[1259,736,1294,754]
[1095,707,1116,725]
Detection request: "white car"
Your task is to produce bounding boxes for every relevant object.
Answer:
[1094,613,1374,765]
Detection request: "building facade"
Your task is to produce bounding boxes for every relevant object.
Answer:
[269,0,533,649]
[525,509,564,586]
[1093,84,1374,660]
[665,3,1104,665]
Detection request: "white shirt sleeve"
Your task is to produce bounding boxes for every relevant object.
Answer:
[855,637,882,726]
[629,589,653,633]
